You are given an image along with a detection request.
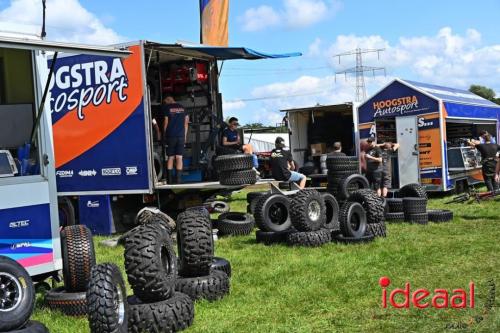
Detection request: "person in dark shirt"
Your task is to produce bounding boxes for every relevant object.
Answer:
[468,134,500,192]
[162,96,189,184]
[222,117,254,154]
[270,137,306,189]
[328,142,346,156]
[380,142,399,197]
[365,137,384,196]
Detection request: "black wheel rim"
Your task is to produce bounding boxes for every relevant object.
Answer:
[0,272,22,312]
[350,212,361,231]
[268,202,288,225]
[325,201,333,224]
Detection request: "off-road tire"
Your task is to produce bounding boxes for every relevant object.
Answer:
[399,183,427,199]
[290,190,326,232]
[210,257,231,278]
[127,293,194,333]
[87,263,128,333]
[405,212,429,224]
[61,225,96,292]
[58,197,76,228]
[347,189,385,224]
[207,200,230,214]
[286,229,331,247]
[386,212,405,222]
[339,174,370,199]
[177,210,214,277]
[217,212,255,236]
[365,221,387,238]
[331,234,375,244]
[175,270,230,301]
[0,257,35,331]
[219,169,257,185]
[216,145,239,156]
[402,197,428,215]
[246,191,269,204]
[256,229,294,245]
[386,198,403,213]
[8,321,49,333]
[322,193,339,231]
[124,223,177,302]
[326,156,359,171]
[339,201,368,238]
[254,193,292,232]
[44,287,87,316]
[427,209,454,223]
[214,154,254,172]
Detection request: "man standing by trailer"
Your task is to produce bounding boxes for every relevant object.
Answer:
[365,137,384,196]
[468,134,500,192]
[163,96,189,184]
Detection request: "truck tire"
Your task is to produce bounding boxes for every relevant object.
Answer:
[331,234,375,244]
[402,197,427,215]
[399,183,427,199]
[214,154,254,172]
[217,212,255,236]
[286,229,331,247]
[0,256,35,331]
[385,212,405,222]
[87,263,128,333]
[386,198,403,213]
[322,193,339,230]
[210,257,231,278]
[347,189,385,224]
[405,212,429,224]
[254,193,292,232]
[219,170,257,186]
[339,174,369,200]
[290,190,326,232]
[427,209,453,223]
[61,225,96,292]
[255,229,294,245]
[44,287,87,316]
[175,270,230,301]
[124,223,177,302]
[127,293,194,333]
[207,200,230,214]
[7,321,49,333]
[365,221,387,238]
[58,197,76,228]
[326,156,359,171]
[177,211,214,277]
[339,201,367,238]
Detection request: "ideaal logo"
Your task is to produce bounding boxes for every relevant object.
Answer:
[49,58,129,121]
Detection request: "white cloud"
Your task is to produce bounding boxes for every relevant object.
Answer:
[0,0,123,44]
[307,37,322,56]
[239,0,341,32]
[223,99,246,111]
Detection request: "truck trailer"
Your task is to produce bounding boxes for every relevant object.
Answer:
[357,79,500,192]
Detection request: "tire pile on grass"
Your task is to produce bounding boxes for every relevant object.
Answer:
[0,256,49,333]
[326,156,369,201]
[385,183,453,224]
[214,154,257,186]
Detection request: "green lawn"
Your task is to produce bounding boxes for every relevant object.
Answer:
[33,188,500,333]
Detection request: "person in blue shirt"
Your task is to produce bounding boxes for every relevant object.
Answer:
[162,96,189,184]
[222,117,253,154]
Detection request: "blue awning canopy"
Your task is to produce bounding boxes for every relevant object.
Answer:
[143,42,302,61]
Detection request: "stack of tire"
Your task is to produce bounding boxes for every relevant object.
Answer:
[333,189,387,243]
[385,183,453,224]
[174,210,230,302]
[0,256,49,333]
[253,190,340,247]
[214,154,257,186]
[44,225,96,317]
[326,155,369,202]
[124,221,195,332]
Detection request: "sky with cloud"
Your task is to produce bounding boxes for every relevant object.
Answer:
[0,0,499,125]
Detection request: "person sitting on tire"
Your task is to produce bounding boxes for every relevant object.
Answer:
[222,117,259,173]
[381,142,399,197]
[163,96,189,184]
[365,137,383,196]
[270,137,306,189]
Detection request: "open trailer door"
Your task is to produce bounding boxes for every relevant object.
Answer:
[396,116,420,186]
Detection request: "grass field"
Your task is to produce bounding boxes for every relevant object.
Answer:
[32,188,500,333]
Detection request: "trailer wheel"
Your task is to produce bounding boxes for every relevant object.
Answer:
[219,170,257,186]
[124,223,177,302]
[127,293,194,333]
[286,229,331,247]
[339,201,367,238]
[365,221,387,238]
[61,225,96,292]
[254,193,292,232]
[214,154,254,172]
[87,263,128,333]
[290,190,326,232]
[217,212,255,236]
[0,256,35,331]
[58,197,76,228]
[175,270,230,301]
[44,287,87,316]
[6,321,49,333]
[399,183,427,199]
[322,193,339,231]
[347,189,386,224]
[210,257,231,278]
[177,210,214,277]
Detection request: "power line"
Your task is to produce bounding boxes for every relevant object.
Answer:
[223,66,331,72]
[225,89,335,103]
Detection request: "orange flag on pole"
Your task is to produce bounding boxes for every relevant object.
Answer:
[200,0,229,46]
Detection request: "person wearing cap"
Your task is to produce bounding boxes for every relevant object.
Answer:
[222,117,254,154]
[365,137,384,196]
[270,137,306,189]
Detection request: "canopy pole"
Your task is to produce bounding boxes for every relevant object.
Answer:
[218,60,224,79]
